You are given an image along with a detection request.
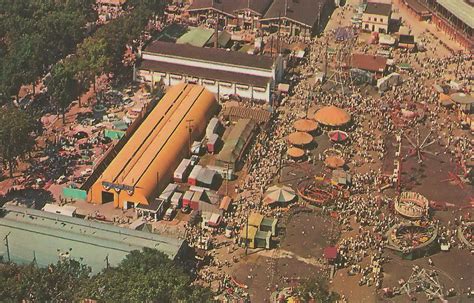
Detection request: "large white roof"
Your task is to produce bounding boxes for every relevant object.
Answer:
[437,0,474,29]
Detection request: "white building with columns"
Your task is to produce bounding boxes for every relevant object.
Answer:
[135,41,284,103]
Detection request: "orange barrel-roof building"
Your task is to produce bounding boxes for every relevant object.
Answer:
[88,84,218,209]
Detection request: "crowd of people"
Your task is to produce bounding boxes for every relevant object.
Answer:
[188,10,473,299]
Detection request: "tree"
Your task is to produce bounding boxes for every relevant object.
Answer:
[297,275,340,303]
[1,249,212,302]
[39,10,87,60]
[78,248,213,302]
[0,259,91,302]
[0,107,36,177]
[76,37,110,94]
[45,62,78,123]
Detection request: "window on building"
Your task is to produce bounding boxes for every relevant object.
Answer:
[368,17,371,21]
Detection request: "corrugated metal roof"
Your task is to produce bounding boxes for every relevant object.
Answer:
[144,41,274,70]
[216,119,256,164]
[437,0,474,28]
[0,206,184,273]
[176,27,214,47]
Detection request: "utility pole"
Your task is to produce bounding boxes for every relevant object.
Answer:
[186,119,194,155]
[225,162,230,196]
[245,209,249,255]
[4,232,11,262]
[278,148,284,182]
[214,10,219,48]
[277,12,281,54]
[324,38,329,79]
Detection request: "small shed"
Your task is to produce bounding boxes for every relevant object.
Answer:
[206,117,221,139]
[207,133,220,154]
[182,190,194,208]
[261,217,278,236]
[197,168,218,188]
[188,165,203,186]
[219,196,233,212]
[323,246,338,263]
[190,191,204,210]
[159,183,178,202]
[171,192,183,209]
[42,204,77,217]
[174,158,192,182]
[136,199,166,221]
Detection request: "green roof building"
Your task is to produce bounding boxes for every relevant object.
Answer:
[0,205,185,273]
[176,27,214,47]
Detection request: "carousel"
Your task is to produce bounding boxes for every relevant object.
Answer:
[287,147,305,160]
[328,130,349,143]
[387,222,438,260]
[287,131,313,147]
[314,105,351,128]
[293,119,319,133]
[263,185,296,206]
[324,155,345,169]
[395,192,430,219]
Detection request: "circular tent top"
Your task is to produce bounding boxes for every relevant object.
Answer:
[263,185,296,205]
[293,119,319,132]
[324,155,345,169]
[287,147,305,158]
[288,132,313,146]
[328,130,349,143]
[314,105,351,127]
[450,93,474,104]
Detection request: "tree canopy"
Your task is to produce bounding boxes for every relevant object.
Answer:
[0,0,96,102]
[297,275,340,303]
[0,248,212,302]
[0,107,36,177]
[45,61,79,122]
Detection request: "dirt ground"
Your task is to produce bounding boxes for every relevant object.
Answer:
[233,254,325,303]
[383,249,474,302]
[281,210,339,259]
[229,209,335,302]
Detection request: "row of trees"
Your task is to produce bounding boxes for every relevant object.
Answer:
[0,0,165,176]
[0,0,97,101]
[46,0,165,121]
[0,248,213,302]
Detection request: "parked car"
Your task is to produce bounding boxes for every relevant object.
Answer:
[163,208,175,221]
[190,155,199,166]
[74,131,89,140]
[55,175,68,184]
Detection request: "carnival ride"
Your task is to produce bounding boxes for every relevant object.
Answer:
[399,267,444,301]
[296,177,337,205]
[395,191,430,219]
[402,128,437,164]
[388,222,437,253]
[457,222,473,249]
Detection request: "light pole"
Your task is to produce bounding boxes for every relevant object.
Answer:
[4,232,11,262]
[186,119,194,155]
